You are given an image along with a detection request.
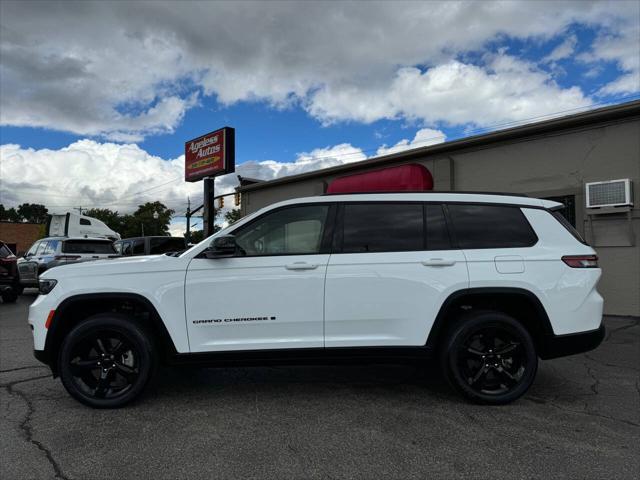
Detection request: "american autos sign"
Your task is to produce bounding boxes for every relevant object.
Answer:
[184,127,235,182]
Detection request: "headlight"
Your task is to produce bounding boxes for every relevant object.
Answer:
[39,279,57,295]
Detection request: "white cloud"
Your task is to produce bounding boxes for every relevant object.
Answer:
[309,55,592,126]
[0,140,375,220]
[376,129,446,156]
[543,34,578,63]
[0,1,636,139]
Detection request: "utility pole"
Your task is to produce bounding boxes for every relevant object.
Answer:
[74,206,83,215]
[185,197,191,244]
[203,177,215,237]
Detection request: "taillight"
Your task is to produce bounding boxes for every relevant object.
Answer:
[562,255,598,268]
[54,255,81,261]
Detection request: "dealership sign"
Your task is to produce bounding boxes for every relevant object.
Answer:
[184,127,235,182]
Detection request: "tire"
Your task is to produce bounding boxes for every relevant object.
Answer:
[1,289,18,303]
[58,314,156,408]
[440,311,538,405]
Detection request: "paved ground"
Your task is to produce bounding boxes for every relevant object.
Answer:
[1,293,638,480]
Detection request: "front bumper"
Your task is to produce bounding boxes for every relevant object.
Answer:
[539,324,605,360]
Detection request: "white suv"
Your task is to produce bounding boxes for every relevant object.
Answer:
[29,193,604,408]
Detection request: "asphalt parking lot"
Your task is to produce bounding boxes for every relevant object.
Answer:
[1,293,638,480]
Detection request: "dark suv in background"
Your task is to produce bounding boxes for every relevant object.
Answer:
[113,236,186,256]
[0,240,20,302]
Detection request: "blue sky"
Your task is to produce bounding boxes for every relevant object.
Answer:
[1,1,639,233]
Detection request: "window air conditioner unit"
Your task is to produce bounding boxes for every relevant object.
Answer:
[585,179,633,208]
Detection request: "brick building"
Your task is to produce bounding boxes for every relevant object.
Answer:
[0,222,44,255]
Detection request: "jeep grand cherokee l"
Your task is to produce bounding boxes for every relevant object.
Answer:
[29,193,604,408]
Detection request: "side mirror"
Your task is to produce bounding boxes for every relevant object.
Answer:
[205,235,237,259]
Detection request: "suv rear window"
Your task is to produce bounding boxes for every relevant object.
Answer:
[342,203,424,253]
[62,240,116,254]
[447,204,537,249]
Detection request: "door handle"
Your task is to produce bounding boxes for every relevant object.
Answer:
[421,258,456,267]
[285,262,318,270]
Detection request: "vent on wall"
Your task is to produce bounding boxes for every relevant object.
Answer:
[585,179,633,208]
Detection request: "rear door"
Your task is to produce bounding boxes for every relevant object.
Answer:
[324,202,468,347]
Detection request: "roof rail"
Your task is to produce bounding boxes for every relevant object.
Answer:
[322,190,530,197]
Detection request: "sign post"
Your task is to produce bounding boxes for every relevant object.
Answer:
[185,127,235,237]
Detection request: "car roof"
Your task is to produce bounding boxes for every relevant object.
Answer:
[41,236,114,241]
[268,192,562,209]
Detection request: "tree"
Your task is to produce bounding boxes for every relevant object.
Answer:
[83,208,123,233]
[224,209,243,225]
[16,203,48,223]
[130,201,174,237]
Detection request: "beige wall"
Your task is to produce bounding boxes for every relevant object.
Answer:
[242,119,640,316]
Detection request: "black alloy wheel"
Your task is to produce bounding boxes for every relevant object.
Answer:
[441,311,538,405]
[59,314,155,408]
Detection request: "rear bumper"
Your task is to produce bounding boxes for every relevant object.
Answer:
[539,324,605,360]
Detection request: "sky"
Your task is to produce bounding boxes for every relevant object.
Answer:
[0,0,639,236]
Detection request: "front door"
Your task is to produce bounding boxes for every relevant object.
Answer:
[185,203,334,352]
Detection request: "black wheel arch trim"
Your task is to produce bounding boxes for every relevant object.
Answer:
[427,287,555,349]
[42,292,178,375]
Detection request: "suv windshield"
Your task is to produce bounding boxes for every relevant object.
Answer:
[0,243,14,258]
[62,240,116,254]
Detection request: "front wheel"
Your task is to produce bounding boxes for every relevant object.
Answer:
[440,311,538,405]
[58,314,156,408]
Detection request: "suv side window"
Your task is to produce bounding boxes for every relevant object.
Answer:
[447,204,537,249]
[122,241,132,255]
[342,203,423,253]
[132,239,145,255]
[26,241,41,257]
[234,205,330,256]
[425,204,451,250]
[41,240,59,255]
[35,241,49,255]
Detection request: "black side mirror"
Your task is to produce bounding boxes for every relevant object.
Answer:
[205,235,237,259]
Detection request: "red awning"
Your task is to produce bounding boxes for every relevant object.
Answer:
[326,163,433,194]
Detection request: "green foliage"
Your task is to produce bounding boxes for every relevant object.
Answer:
[17,203,49,223]
[83,208,123,232]
[0,203,47,223]
[224,208,243,225]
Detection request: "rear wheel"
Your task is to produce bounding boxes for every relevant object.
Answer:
[1,288,18,303]
[58,314,156,408]
[440,311,537,405]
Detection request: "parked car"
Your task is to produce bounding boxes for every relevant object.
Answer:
[113,236,186,256]
[0,240,20,302]
[29,192,604,408]
[18,237,119,288]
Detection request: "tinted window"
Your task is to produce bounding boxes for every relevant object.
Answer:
[80,218,91,225]
[149,237,186,254]
[62,240,116,254]
[132,239,145,255]
[234,205,329,256]
[0,243,13,258]
[122,241,132,255]
[342,203,423,253]
[550,210,586,244]
[447,204,537,249]
[426,204,451,250]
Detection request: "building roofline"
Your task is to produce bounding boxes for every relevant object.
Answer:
[238,99,640,193]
